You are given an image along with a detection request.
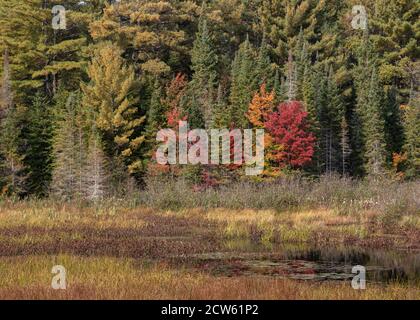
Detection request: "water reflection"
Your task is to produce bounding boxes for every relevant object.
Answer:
[183,241,420,284]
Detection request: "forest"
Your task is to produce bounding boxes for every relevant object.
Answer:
[0,0,418,200]
[0,0,419,301]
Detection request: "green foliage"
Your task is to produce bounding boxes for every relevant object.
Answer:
[402,102,420,178]
[1,0,419,199]
[228,37,256,127]
[186,13,218,128]
[21,94,53,197]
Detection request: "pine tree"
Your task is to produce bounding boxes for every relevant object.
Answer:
[229,37,256,127]
[324,65,344,173]
[82,43,146,175]
[351,30,375,177]
[401,102,420,178]
[187,13,218,128]
[83,130,108,201]
[272,69,285,104]
[0,48,12,119]
[253,34,275,90]
[22,94,53,197]
[285,51,298,102]
[363,69,387,175]
[340,116,351,176]
[384,86,404,162]
[0,104,26,196]
[90,0,197,75]
[51,91,87,199]
[0,0,97,101]
[369,0,419,101]
[145,78,165,152]
[213,83,229,128]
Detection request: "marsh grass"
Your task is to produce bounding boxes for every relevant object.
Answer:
[0,255,418,300]
[0,177,418,299]
[142,176,419,218]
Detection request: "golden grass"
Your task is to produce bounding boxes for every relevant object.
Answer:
[0,255,418,300]
[0,202,418,300]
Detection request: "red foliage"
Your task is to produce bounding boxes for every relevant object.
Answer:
[163,73,188,131]
[163,73,188,112]
[265,101,315,168]
[166,107,187,130]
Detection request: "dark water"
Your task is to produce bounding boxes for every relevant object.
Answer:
[182,241,420,284]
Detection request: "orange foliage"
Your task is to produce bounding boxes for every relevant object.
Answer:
[246,84,281,169]
[246,83,275,128]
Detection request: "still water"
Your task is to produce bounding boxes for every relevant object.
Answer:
[182,241,420,284]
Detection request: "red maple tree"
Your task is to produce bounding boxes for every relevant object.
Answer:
[265,101,315,168]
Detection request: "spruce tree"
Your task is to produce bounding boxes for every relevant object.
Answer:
[340,116,351,176]
[401,102,420,178]
[0,47,25,196]
[83,130,108,201]
[187,14,218,128]
[253,34,275,90]
[363,69,387,176]
[145,78,165,152]
[229,37,256,127]
[0,103,26,196]
[51,91,87,199]
[22,94,53,197]
[384,86,404,162]
[0,48,12,119]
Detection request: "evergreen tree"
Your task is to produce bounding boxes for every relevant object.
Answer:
[90,0,197,75]
[0,47,25,197]
[0,103,26,196]
[384,86,404,162]
[253,34,275,90]
[51,91,87,199]
[272,69,285,104]
[229,37,256,127]
[324,65,344,173]
[340,116,351,176]
[145,78,165,151]
[22,94,53,196]
[82,43,146,175]
[0,48,12,119]
[83,130,108,201]
[362,69,387,175]
[187,13,218,128]
[401,102,420,178]
[0,0,98,101]
[351,31,375,176]
[368,0,419,101]
[285,51,298,102]
[213,83,230,128]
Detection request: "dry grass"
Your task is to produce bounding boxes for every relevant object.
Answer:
[0,255,418,300]
[162,207,419,248]
[0,199,418,300]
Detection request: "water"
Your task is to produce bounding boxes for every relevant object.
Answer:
[180,241,420,284]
